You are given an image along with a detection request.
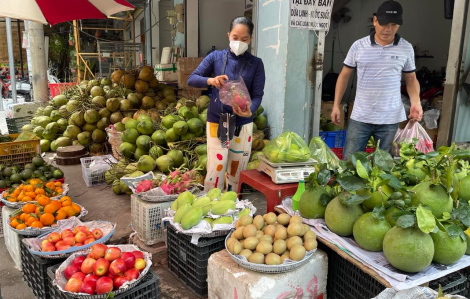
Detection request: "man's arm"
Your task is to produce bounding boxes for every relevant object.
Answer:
[331,66,354,125]
[404,72,423,121]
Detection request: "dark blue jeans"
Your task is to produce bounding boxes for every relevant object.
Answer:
[343,119,399,161]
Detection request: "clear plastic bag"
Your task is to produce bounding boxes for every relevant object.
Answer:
[262,131,311,163]
[391,121,434,156]
[309,137,343,171]
[219,77,252,111]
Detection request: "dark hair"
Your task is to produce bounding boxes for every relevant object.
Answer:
[229,17,254,36]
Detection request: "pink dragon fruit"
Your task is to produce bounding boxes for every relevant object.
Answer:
[136,180,154,193]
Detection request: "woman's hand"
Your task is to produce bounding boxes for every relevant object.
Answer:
[233,105,252,118]
[207,75,229,89]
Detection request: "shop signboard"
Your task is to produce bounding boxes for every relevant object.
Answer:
[289,0,334,31]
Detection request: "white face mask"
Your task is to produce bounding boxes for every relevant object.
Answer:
[229,40,249,56]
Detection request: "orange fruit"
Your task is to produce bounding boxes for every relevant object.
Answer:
[55,209,67,221]
[24,213,32,223]
[62,206,78,217]
[26,191,37,199]
[22,203,36,214]
[30,221,43,228]
[35,188,45,195]
[22,196,32,203]
[60,196,72,207]
[55,188,63,194]
[3,192,8,198]
[44,203,59,214]
[16,224,27,230]
[46,182,55,189]
[18,184,25,190]
[72,203,81,213]
[17,194,24,201]
[54,182,62,187]
[7,196,16,203]
[40,213,55,226]
[26,185,34,192]
[35,206,41,214]
[20,213,27,222]
[51,200,62,209]
[26,217,37,226]
[10,219,19,228]
[37,196,51,207]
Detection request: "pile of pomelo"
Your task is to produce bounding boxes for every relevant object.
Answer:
[297,144,470,273]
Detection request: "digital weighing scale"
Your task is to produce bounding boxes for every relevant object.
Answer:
[256,155,316,184]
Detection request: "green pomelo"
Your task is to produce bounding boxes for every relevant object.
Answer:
[156,155,174,173]
[134,148,148,161]
[362,190,388,211]
[324,197,364,237]
[119,142,136,159]
[162,115,180,129]
[383,226,434,273]
[137,120,154,135]
[165,129,179,142]
[405,159,427,185]
[385,207,401,227]
[121,128,140,144]
[353,212,391,251]
[136,135,152,151]
[410,182,453,218]
[151,130,166,146]
[125,119,139,130]
[298,187,328,219]
[173,121,188,136]
[167,150,184,167]
[430,224,467,265]
[458,175,470,201]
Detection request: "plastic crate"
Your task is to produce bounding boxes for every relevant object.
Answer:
[429,271,467,297]
[6,117,33,134]
[0,133,41,167]
[20,236,65,299]
[47,264,161,299]
[80,155,116,187]
[131,195,172,245]
[331,148,344,160]
[319,130,346,148]
[3,206,21,270]
[48,83,77,98]
[167,224,226,298]
[318,242,386,299]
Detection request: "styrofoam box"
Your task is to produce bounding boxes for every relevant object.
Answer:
[2,206,22,271]
[131,195,172,246]
[155,63,178,82]
[7,102,41,118]
[208,250,328,299]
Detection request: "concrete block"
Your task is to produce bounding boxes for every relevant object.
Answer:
[2,206,22,271]
[207,249,328,299]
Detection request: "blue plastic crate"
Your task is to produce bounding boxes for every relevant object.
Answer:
[319,130,346,148]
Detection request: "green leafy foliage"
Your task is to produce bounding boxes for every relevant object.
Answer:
[416,206,436,234]
[396,215,416,228]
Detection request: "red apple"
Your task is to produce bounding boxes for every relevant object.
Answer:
[93,258,110,277]
[64,264,81,280]
[105,247,121,262]
[74,231,88,243]
[75,242,83,247]
[132,251,144,260]
[84,274,99,285]
[81,257,96,274]
[114,276,131,289]
[109,258,127,276]
[121,252,136,270]
[65,277,83,293]
[56,245,71,251]
[71,272,87,281]
[42,243,56,252]
[61,229,73,239]
[124,268,139,280]
[55,240,64,248]
[41,240,52,249]
[86,253,93,259]
[73,226,89,235]
[107,272,116,280]
[95,277,113,294]
[72,256,86,268]
[92,228,103,240]
[63,235,76,246]
[90,243,107,259]
[134,258,146,271]
[78,281,96,295]
[47,232,61,243]
[84,237,96,245]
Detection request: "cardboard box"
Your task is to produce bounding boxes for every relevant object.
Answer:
[177,57,204,88]
[6,102,41,118]
[155,63,178,82]
[321,101,345,129]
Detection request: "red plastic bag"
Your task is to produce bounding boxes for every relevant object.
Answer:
[391,121,434,156]
[219,77,252,112]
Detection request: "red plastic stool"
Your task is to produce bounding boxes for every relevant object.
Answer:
[237,170,298,213]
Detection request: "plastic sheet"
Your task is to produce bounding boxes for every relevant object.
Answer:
[219,77,252,111]
[263,131,311,163]
[392,121,434,155]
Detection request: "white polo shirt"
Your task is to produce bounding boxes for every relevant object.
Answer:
[344,32,416,125]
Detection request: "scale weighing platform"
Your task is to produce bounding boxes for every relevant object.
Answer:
[256,155,316,184]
